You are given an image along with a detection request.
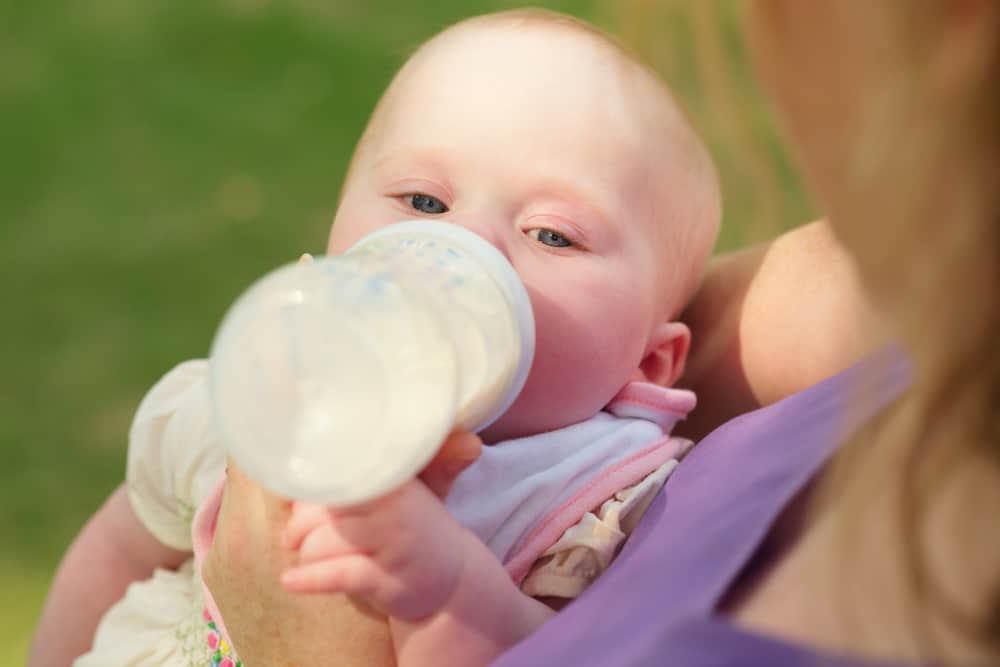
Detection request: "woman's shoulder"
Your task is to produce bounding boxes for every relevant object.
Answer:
[679,220,886,441]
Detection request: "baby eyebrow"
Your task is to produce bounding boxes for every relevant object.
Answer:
[529,183,614,232]
[372,151,450,177]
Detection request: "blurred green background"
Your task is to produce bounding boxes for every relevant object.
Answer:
[0,1,811,663]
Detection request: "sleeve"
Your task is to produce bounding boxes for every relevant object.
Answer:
[126,359,227,551]
[520,460,678,599]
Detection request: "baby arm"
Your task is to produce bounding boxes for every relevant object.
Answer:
[28,483,189,666]
[280,432,554,667]
[388,530,556,667]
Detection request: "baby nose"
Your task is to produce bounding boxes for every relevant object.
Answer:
[450,218,510,261]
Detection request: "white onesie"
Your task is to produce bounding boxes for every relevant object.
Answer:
[77,360,694,666]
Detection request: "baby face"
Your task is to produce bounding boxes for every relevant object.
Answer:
[328,24,687,442]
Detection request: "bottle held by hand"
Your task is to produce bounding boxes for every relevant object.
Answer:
[209,220,535,506]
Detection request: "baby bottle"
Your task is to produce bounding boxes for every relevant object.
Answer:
[208,220,535,506]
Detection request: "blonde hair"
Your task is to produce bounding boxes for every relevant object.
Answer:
[821,4,1000,658]
[598,1,813,248]
[340,8,722,319]
[617,0,1000,659]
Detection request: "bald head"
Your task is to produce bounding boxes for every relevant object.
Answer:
[340,9,720,317]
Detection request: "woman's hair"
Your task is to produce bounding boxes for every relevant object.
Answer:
[617,0,999,659]
[603,1,814,249]
[821,4,1000,657]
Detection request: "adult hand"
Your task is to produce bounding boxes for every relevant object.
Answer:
[202,461,396,666]
[280,431,483,621]
[201,430,481,666]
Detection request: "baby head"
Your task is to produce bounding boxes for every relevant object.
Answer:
[327,9,721,442]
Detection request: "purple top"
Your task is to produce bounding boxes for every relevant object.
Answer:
[492,348,918,667]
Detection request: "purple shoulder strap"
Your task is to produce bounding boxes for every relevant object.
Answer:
[492,348,912,666]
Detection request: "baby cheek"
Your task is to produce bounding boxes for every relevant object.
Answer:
[326,198,398,254]
[528,292,643,410]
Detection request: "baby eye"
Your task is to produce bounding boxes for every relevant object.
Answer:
[528,228,573,248]
[408,194,449,214]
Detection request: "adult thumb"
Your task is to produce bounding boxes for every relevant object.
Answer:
[419,430,482,499]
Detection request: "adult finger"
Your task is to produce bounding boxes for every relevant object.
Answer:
[419,430,482,499]
[283,501,333,551]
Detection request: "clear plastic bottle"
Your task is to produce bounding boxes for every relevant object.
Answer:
[209,220,535,506]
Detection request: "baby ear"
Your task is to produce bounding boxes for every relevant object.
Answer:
[638,322,691,387]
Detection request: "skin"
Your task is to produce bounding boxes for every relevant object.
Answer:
[326,22,712,443]
[31,20,716,666]
[46,6,964,666]
[277,22,718,665]
[201,463,397,666]
[27,485,190,666]
[198,4,1000,662]
[677,219,882,441]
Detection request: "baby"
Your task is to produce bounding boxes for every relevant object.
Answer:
[30,9,720,667]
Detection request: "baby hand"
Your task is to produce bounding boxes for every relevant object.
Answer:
[280,431,482,622]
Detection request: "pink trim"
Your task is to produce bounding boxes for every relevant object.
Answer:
[504,435,687,584]
[191,472,234,651]
[608,382,696,415]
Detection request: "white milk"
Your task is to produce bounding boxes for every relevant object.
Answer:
[209,221,535,506]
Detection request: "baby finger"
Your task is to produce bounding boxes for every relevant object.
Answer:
[281,554,385,599]
[296,524,371,564]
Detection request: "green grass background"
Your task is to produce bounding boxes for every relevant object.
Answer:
[0,1,811,663]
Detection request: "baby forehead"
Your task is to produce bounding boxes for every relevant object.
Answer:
[379,27,684,157]
[361,18,707,207]
[420,19,623,64]
[394,22,653,109]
